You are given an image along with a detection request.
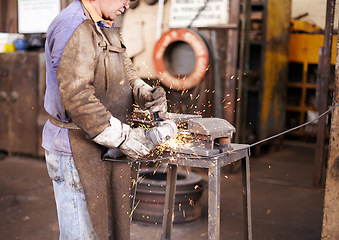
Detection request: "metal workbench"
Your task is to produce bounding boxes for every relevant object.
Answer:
[160,143,252,240]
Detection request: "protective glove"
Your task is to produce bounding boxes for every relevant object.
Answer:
[119,127,156,160]
[93,117,156,160]
[132,79,168,118]
[145,86,168,118]
[132,79,153,109]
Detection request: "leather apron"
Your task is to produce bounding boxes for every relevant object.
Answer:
[56,5,134,240]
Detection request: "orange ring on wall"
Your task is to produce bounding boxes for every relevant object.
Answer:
[153,29,209,90]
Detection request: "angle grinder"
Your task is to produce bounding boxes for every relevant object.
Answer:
[146,115,177,145]
[145,88,177,145]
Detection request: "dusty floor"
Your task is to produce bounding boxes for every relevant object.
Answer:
[0,140,325,240]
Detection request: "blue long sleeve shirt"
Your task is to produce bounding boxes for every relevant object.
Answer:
[42,0,112,155]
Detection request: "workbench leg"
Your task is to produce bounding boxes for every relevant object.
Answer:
[161,164,178,240]
[208,164,221,240]
[242,155,252,240]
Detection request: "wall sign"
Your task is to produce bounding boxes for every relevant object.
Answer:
[169,0,229,28]
[18,0,60,33]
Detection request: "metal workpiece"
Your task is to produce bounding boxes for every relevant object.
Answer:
[169,115,236,157]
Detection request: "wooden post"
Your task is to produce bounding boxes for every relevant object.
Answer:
[225,0,239,125]
[0,0,18,33]
[313,0,335,186]
[321,26,339,239]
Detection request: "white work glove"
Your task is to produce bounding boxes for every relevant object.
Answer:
[145,86,167,117]
[119,127,156,160]
[93,117,156,160]
[132,79,168,118]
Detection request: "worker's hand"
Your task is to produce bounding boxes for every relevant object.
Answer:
[132,79,153,109]
[119,127,156,160]
[92,117,156,160]
[132,79,168,118]
[145,86,168,118]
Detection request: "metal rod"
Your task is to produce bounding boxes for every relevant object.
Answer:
[211,30,223,118]
[130,161,141,222]
[208,162,221,240]
[236,0,251,143]
[161,164,178,240]
[155,0,165,41]
[242,154,253,240]
[225,0,240,124]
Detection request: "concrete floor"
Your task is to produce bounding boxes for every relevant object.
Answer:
[0,140,325,240]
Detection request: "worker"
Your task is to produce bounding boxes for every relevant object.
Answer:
[42,0,176,239]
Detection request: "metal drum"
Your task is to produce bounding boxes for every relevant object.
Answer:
[133,168,205,224]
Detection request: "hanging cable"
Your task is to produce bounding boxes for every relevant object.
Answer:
[131,103,339,163]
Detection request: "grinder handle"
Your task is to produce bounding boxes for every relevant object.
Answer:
[151,87,164,122]
[153,112,163,122]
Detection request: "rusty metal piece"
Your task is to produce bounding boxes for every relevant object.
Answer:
[173,117,236,156]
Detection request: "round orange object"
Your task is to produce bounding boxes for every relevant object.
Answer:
[153,29,209,90]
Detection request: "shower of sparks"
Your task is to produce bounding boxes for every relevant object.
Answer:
[153,162,162,174]
[128,63,243,222]
[129,200,140,219]
[154,130,194,156]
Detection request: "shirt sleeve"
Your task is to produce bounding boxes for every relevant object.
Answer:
[57,20,111,138]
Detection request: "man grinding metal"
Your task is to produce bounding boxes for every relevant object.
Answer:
[42,0,177,239]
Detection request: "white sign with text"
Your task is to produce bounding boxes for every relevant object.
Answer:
[18,0,60,33]
[169,0,229,28]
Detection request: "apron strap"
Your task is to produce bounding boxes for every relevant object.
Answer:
[49,115,81,130]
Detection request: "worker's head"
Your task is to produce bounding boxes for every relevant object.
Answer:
[89,0,135,21]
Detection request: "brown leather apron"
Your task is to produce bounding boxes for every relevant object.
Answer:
[56,4,134,239]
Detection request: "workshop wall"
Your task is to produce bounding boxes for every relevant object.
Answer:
[291,0,339,30]
[121,0,220,118]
